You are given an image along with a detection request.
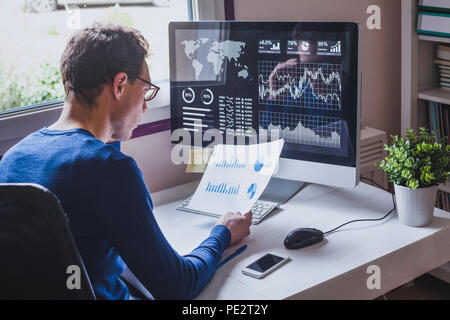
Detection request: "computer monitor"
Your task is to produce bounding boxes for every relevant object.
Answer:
[169,21,360,201]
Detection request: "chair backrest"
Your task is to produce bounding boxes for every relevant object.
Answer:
[0,183,96,300]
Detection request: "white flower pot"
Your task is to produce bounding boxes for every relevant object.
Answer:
[394,184,438,227]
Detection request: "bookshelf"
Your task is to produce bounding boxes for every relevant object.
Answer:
[418,87,450,105]
[402,0,450,284]
[402,0,450,195]
[418,34,450,44]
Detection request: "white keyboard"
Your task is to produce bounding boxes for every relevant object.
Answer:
[176,196,279,225]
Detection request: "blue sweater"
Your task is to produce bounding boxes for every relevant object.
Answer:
[0,128,231,299]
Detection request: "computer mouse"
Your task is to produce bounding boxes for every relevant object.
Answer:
[284,228,325,249]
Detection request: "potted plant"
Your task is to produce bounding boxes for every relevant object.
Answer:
[378,128,450,227]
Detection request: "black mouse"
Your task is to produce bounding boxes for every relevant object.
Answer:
[284,228,325,249]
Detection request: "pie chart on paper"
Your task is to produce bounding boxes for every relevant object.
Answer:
[254,158,264,172]
[247,183,257,199]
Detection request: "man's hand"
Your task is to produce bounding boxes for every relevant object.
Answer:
[216,211,252,246]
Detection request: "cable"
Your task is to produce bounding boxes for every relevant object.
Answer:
[360,176,391,193]
[322,177,396,236]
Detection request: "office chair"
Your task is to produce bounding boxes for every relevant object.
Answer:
[0,183,96,299]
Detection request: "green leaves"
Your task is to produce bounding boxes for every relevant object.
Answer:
[406,178,419,189]
[404,157,415,168]
[0,61,64,111]
[401,168,413,179]
[377,128,450,189]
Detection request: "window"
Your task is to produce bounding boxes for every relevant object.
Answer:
[0,0,190,114]
[0,0,226,155]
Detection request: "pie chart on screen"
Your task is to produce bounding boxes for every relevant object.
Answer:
[301,41,310,51]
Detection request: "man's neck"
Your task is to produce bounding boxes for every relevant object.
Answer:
[48,100,112,143]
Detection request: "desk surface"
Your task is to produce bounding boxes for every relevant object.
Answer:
[151,181,450,300]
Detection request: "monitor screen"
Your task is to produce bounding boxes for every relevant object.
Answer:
[169,22,359,168]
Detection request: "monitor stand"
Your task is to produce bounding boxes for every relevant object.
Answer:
[259,177,306,204]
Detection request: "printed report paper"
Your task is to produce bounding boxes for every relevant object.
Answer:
[187,139,284,215]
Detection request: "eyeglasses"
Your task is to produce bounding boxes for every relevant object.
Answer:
[136,76,160,101]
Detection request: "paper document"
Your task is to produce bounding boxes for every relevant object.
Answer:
[187,139,284,215]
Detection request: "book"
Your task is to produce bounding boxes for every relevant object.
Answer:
[432,102,439,136]
[443,104,448,140]
[418,11,450,37]
[438,44,450,52]
[427,102,450,142]
[426,101,450,210]
[437,102,442,138]
[419,0,450,13]
[435,58,450,66]
[444,105,450,143]
[437,191,448,211]
[436,191,442,208]
[437,45,450,60]
[438,65,450,72]
[427,101,433,136]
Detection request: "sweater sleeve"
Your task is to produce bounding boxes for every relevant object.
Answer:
[99,157,231,299]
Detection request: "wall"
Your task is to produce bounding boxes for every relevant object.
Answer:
[233,0,402,138]
[122,128,201,193]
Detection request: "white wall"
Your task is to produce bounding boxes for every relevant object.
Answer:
[234,0,402,138]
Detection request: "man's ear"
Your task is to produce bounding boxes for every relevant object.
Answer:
[112,72,128,100]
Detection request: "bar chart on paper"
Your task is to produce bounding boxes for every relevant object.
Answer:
[186,140,284,215]
[214,157,246,169]
[205,182,241,199]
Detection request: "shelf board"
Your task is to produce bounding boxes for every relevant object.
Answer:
[418,87,450,105]
[418,34,450,44]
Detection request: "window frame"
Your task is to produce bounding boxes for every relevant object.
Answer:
[136,0,226,129]
[0,0,228,155]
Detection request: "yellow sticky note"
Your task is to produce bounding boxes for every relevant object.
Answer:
[186,148,211,173]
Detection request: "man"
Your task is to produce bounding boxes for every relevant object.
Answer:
[0,24,252,299]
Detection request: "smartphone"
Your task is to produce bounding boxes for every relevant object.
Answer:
[241,252,289,279]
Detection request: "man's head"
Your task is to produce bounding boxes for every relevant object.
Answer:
[60,24,152,140]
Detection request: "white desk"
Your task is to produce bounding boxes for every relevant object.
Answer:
[150,181,450,300]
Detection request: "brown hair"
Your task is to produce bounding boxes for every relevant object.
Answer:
[60,23,149,106]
